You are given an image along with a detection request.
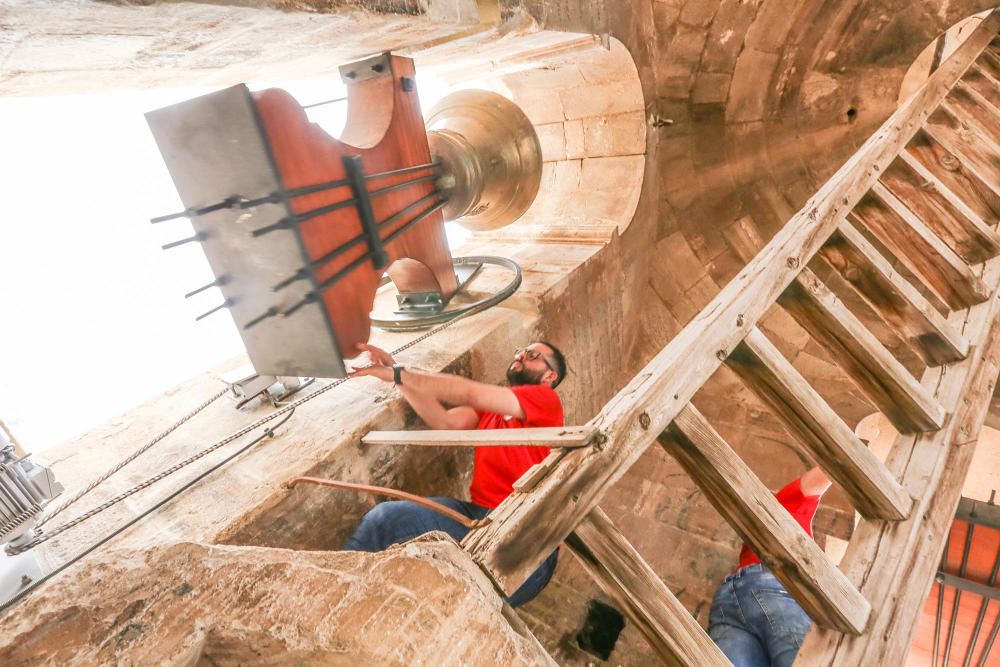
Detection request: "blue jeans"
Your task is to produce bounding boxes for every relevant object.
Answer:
[707,564,812,667]
[343,497,558,608]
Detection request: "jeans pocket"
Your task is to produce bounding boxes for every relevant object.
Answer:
[751,587,811,640]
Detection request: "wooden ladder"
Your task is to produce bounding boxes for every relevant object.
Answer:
[367,13,1000,666]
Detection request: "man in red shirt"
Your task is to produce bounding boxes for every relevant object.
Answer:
[707,466,832,667]
[343,340,566,607]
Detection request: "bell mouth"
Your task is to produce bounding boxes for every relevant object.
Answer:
[425,89,542,231]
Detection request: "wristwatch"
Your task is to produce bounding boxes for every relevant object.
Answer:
[392,364,405,385]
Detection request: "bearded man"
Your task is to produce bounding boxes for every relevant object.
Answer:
[343,340,567,607]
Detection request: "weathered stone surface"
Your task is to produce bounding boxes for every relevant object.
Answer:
[0,537,556,666]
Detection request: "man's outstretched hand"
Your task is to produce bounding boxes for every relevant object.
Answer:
[348,343,396,382]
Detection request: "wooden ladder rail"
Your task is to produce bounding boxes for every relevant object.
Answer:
[453,10,1000,664]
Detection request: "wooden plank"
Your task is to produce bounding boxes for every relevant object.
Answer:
[944,83,1000,148]
[727,327,912,520]
[512,448,568,492]
[361,425,595,447]
[816,222,969,365]
[923,106,1000,203]
[962,64,1000,110]
[885,151,1000,263]
[850,183,989,310]
[979,48,1000,86]
[903,136,1000,226]
[566,508,730,666]
[778,269,945,433]
[658,404,871,634]
[460,14,998,596]
[796,268,1000,665]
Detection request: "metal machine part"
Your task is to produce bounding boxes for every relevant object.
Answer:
[371,255,521,330]
[426,90,543,230]
[222,369,315,410]
[0,445,63,554]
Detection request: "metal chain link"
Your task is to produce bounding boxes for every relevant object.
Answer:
[37,387,229,527]
[14,268,514,554]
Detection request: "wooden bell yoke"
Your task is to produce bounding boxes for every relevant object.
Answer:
[147,54,461,379]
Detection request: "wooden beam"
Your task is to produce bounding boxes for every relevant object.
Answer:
[461,16,994,595]
[659,404,871,634]
[943,83,1000,148]
[727,327,912,520]
[566,508,730,666]
[962,64,1000,110]
[816,222,969,366]
[884,151,1000,263]
[778,269,945,433]
[361,425,595,447]
[796,270,1000,665]
[850,184,989,310]
[978,48,1000,86]
[903,136,1000,226]
[923,106,1000,203]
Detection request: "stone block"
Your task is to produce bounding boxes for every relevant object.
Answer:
[0,539,556,666]
[535,122,567,161]
[726,48,780,122]
[559,81,644,121]
[564,119,586,159]
[511,89,566,125]
[581,111,646,157]
[692,72,732,105]
[745,0,800,53]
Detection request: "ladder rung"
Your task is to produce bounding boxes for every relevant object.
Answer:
[361,425,595,448]
[567,508,730,666]
[945,83,1000,148]
[923,107,1000,203]
[963,64,1000,110]
[728,327,912,519]
[885,151,1000,263]
[851,183,989,310]
[659,404,871,635]
[817,221,969,365]
[903,137,1000,226]
[778,269,946,433]
[978,49,1000,87]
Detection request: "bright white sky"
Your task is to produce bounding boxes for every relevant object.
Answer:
[0,75,465,453]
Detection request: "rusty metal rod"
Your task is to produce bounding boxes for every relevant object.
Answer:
[285,476,491,530]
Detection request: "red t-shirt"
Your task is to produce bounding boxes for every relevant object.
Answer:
[738,478,821,569]
[468,384,564,509]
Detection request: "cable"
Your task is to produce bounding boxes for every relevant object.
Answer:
[11,283,503,555]
[0,409,295,615]
[38,388,228,526]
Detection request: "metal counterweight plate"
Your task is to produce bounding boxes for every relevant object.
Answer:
[146,85,346,378]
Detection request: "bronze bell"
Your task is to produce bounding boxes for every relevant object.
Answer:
[425,90,543,231]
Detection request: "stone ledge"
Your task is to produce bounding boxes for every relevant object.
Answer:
[0,537,556,666]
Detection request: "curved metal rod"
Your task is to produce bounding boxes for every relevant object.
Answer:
[285,476,492,530]
[370,255,522,331]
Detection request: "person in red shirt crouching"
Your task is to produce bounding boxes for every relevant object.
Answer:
[344,340,567,607]
[707,466,832,667]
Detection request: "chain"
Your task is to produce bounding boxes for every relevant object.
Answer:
[38,387,229,527]
[12,291,493,555]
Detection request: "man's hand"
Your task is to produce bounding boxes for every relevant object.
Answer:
[348,343,396,382]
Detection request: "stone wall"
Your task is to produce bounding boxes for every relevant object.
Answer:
[1,537,556,666]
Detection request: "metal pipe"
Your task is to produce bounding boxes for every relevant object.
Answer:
[977,612,1000,667]
[963,548,1000,667]
[184,277,227,299]
[195,298,232,322]
[161,232,206,250]
[935,530,951,667]
[280,197,448,318]
[302,96,347,109]
[285,477,491,530]
[944,523,976,667]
